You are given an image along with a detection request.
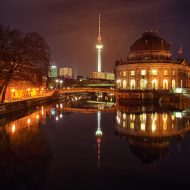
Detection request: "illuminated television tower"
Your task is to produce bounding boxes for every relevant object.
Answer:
[95,111,103,167]
[96,13,103,72]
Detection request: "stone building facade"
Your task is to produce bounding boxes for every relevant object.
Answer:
[115,32,190,91]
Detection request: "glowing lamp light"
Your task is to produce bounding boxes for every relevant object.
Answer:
[175,112,183,118]
[27,88,31,91]
[12,124,16,133]
[27,118,31,125]
[60,114,63,118]
[56,116,59,121]
[175,88,183,93]
[36,114,39,120]
[11,88,15,92]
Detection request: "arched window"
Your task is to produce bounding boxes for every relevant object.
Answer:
[116,79,121,89]
[152,79,158,90]
[140,79,147,90]
[130,79,136,90]
[163,79,168,90]
[172,79,175,89]
[123,80,127,89]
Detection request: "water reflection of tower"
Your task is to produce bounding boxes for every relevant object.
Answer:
[95,111,103,167]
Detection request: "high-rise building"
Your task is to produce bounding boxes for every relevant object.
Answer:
[59,67,72,78]
[48,65,58,78]
[96,14,103,72]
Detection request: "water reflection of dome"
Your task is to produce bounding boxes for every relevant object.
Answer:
[128,136,169,164]
[115,110,190,164]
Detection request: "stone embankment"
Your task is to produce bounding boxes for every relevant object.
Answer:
[0,92,61,117]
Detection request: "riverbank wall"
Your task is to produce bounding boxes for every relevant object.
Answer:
[0,93,61,117]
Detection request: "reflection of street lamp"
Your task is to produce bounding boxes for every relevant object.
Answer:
[41,87,44,95]
[27,118,31,125]
[11,88,15,98]
[59,80,63,89]
[27,88,31,97]
[12,124,16,134]
[55,79,59,88]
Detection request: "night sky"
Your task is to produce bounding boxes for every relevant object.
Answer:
[0,0,190,77]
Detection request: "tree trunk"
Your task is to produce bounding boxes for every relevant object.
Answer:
[0,80,7,96]
[1,82,9,103]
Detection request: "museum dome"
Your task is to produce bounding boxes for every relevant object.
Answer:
[128,31,172,61]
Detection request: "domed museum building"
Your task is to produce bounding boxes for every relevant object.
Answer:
[115,32,190,91]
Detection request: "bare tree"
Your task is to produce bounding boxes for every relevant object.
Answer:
[0,25,51,103]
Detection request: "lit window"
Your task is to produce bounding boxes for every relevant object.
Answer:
[172,79,175,89]
[141,123,145,131]
[152,69,157,75]
[172,71,175,76]
[163,79,168,90]
[140,113,146,121]
[123,113,126,120]
[130,122,134,129]
[163,70,168,75]
[141,70,146,75]
[122,80,127,89]
[130,114,135,120]
[123,71,126,77]
[130,70,135,76]
[130,79,136,90]
[152,79,158,89]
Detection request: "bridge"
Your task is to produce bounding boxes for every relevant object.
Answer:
[62,106,116,113]
[58,87,116,94]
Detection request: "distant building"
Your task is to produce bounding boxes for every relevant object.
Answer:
[59,67,72,79]
[92,72,115,80]
[48,65,58,78]
[115,31,190,90]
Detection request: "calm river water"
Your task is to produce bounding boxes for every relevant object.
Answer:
[1,101,190,190]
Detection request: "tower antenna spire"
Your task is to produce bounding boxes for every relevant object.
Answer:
[98,13,101,43]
